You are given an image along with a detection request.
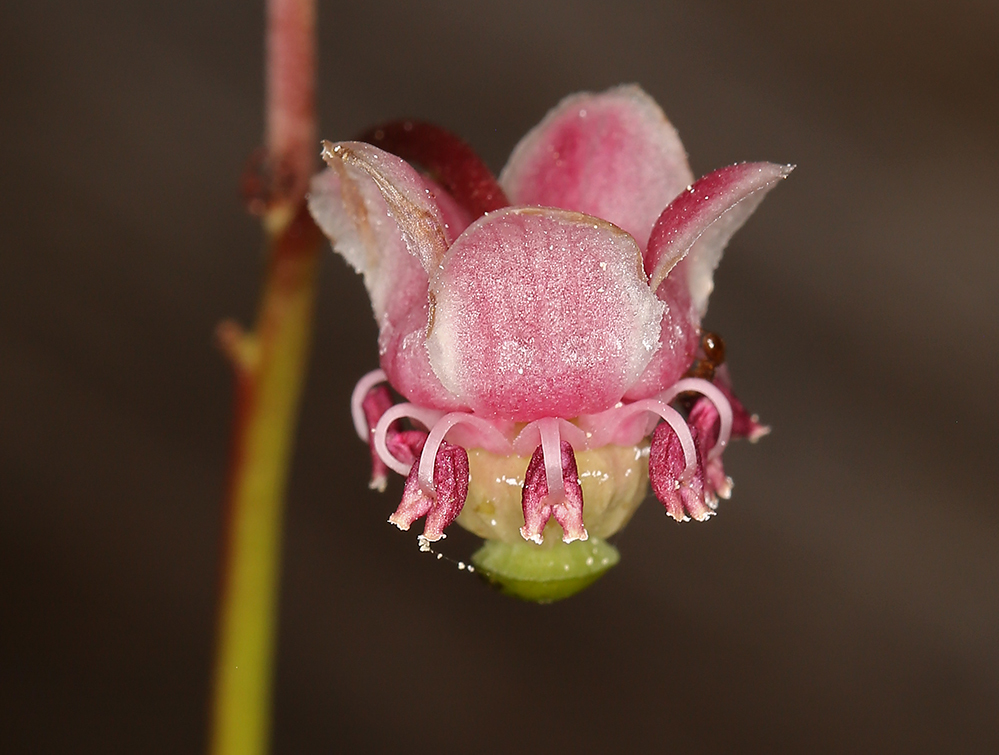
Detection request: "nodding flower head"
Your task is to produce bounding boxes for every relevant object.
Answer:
[310,85,788,601]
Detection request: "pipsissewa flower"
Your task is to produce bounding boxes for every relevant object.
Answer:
[309,85,788,600]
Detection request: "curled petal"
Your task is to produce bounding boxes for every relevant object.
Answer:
[309,144,466,409]
[309,144,427,323]
[389,441,469,542]
[520,439,587,544]
[645,162,793,315]
[320,141,450,271]
[500,85,693,245]
[649,423,713,522]
[358,120,510,219]
[427,207,664,421]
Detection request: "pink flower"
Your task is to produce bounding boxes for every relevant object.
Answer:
[310,85,788,558]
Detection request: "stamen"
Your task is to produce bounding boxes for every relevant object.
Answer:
[350,368,388,442]
[373,403,443,476]
[417,412,514,496]
[659,377,733,460]
[519,438,587,544]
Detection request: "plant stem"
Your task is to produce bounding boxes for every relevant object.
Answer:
[209,1,318,753]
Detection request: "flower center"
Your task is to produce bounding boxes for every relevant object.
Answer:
[351,368,734,543]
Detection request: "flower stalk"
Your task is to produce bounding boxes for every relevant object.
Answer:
[209,0,319,753]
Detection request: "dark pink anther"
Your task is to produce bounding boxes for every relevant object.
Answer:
[520,440,587,544]
[358,120,510,219]
[688,397,733,501]
[386,429,428,467]
[388,441,469,542]
[649,422,713,522]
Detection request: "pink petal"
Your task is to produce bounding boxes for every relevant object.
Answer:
[358,120,510,219]
[388,440,469,542]
[319,141,451,271]
[645,162,793,316]
[426,207,664,421]
[421,174,474,244]
[520,440,587,544]
[622,270,700,400]
[500,85,693,247]
[309,144,426,322]
[308,142,467,409]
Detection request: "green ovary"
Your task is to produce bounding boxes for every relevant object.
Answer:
[458,444,650,602]
[457,443,650,544]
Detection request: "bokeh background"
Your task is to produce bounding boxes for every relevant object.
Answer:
[3,1,998,752]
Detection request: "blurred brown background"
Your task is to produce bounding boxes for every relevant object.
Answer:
[2,0,998,752]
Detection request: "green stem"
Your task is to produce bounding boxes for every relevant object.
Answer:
[211,207,320,755]
[209,0,318,752]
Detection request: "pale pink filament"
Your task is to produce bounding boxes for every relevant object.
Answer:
[512,417,589,456]
[537,417,565,504]
[363,373,729,489]
[351,368,389,442]
[658,377,733,460]
[417,412,514,497]
[373,403,443,476]
[612,399,697,482]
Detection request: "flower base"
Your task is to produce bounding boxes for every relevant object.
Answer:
[471,537,620,603]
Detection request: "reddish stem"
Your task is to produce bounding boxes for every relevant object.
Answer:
[266,0,317,206]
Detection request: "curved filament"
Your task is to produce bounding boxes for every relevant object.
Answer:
[512,417,589,456]
[538,418,565,504]
[373,403,443,476]
[612,399,697,481]
[350,368,388,442]
[417,412,514,496]
[659,377,733,459]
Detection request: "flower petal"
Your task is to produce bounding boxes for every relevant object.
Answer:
[500,85,693,246]
[358,120,510,219]
[309,144,426,322]
[426,207,664,421]
[645,162,793,316]
[308,142,467,409]
[622,270,700,400]
[319,140,451,271]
